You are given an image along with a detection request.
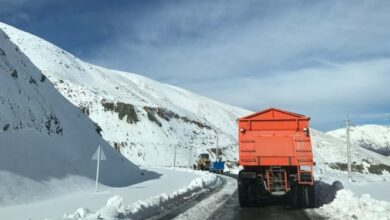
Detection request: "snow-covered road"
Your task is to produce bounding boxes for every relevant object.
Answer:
[172,174,237,220]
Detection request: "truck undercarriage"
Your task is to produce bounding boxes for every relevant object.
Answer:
[238,166,315,208]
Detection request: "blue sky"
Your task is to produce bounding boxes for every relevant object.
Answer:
[1,0,390,130]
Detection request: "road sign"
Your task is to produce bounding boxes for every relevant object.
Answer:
[92,145,106,192]
[92,146,106,160]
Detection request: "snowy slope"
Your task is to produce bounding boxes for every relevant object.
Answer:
[312,129,387,164]
[0,22,250,166]
[327,124,390,156]
[0,28,153,206]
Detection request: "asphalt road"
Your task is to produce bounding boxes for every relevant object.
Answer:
[208,174,312,220]
[208,190,311,220]
[149,173,315,220]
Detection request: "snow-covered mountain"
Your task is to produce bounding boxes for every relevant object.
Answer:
[0,22,250,166]
[311,129,390,176]
[1,22,389,175]
[0,28,152,206]
[327,125,390,156]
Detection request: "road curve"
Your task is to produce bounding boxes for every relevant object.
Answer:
[173,174,237,220]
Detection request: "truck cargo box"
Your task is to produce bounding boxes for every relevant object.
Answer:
[237,108,315,208]
[238,108,314,168]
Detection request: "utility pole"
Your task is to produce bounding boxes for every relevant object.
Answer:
[216,132,219,161]
[386,116,390,149]
[212,129,219,161]
[173,145,177,167]
[346,117,352,182]
[189,145,193,168]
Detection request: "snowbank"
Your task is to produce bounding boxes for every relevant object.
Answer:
[65,169,219,220]
[318,189,390,220]
[224,166,241,175]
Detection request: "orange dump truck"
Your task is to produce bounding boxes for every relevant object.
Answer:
[238,108,315,207]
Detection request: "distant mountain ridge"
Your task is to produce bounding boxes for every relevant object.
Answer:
[327,124,390,156]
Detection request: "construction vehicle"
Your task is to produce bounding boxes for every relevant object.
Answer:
[195,153,211,171]
[237,108,315,208]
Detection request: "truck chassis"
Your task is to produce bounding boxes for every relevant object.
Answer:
[238,166,315,208]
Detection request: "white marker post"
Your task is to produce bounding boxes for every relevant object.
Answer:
[92,145,106,192]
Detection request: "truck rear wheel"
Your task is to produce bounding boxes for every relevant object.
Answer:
[301,185,315,208]
[238,180,250,207]
[307,185,316,208]
[292,184,315,208]
[248,182,257,206]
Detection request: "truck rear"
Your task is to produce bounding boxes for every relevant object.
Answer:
[210,161,225,173]
[238,108,315,207]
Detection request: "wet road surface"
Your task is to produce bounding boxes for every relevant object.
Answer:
[208,190,311,220]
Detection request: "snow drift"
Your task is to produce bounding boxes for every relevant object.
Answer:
[318,189,390,220]
[65,169,219,220]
